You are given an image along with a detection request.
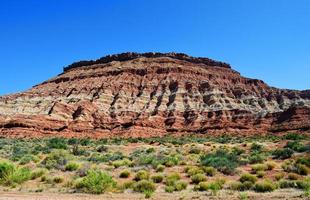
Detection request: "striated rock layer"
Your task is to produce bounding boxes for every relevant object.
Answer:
[0,52,310,138]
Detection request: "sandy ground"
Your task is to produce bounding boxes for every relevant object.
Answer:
[0,189,308,200]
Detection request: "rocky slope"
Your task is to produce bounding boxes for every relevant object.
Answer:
[0,52,309,137]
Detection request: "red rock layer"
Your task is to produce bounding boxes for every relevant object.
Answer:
[0,53,309,138]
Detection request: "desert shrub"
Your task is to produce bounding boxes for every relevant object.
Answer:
[0,160,15,180]
[251,164,267,173]
[272,148,294,160]
[266,161,277,170]
[30,168,47,180]
[165,172,181,186]
[232,147,245,155]
[163,155,180,167]
[53,176,64,183]
[248,152,266,164]
[112,159,133,168]
[254,180,277,192]
[19,154,39,165]
[47,138,67,149]
[186,166,204,176]
[189,146,201,154]
[279,179,310,190]
[119,170,130,178]
[296,164,309,175]
[96,145,108,152]
[156,164,165,172]
[10,145,29,161]
[67,138,78,145]
[65,162,80,171]
[274,172,285,181]
[80,138,91,146]
[151,174,164,183]
[285,141,307,152]
[284,133,306,140]
[251,143,263,152]
[288,173,300,180]
[120,180,134,190]
[0,160,32,186]
[196,179,225,195]
[134,170,150,181]
[240,173,257,183]
[256,171,265,178]
[202,166,216,176]
[165,185,175,193]
[133,180,155,197]
[41,150,70,170]
[88,152,124,163]
[279,180,297,188]
[175,180,187,191]
[296,157,310,167]
[296,178,310,190]
[229,181,253,191]
[191,173,206,184]
[75,170,116,194]
[200,149,239,175]
[282,161,309,175]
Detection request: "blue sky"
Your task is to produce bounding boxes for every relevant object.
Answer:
[0,0,309,95]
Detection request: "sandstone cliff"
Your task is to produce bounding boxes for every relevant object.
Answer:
[0,52,309,137]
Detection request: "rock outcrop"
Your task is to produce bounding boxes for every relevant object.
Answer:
[0,52,309,137]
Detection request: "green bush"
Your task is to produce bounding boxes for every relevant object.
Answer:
[41,150,70,170]
[202,166,216,176]
[284,133,306,140]
[47,138,67,149]
[75,170,116,194]
[200,149,239,175]
[0,160,15,180]
[165,185,175,193]
[0,160,32,186]
[288,173,300,180]
[119,170,130,178]
[248,152,265,164]
[151,174,164,183]
[229,181,253,191]
[175,180,187,191]
[65,162,80,171]
[266,161,277,170]
[19,154,39,165]
[186,166,204,176]
[279,180,297,188]
[191,173,206,184]
[251,164,267,173]
[240,173,257,183]
[256,171,265,178]
[53,176,64,183]
[133,180,156,193]
[165,172,181,186]
[272,148,294,160]
[296,164,309,176]
[285,141,307,152]
[134,170,150,181]
[196,179,225,195]
[30,168,47,180]
[274,172,285,181]
[254,180,277,192]
[296,157,310,167]
[156,164,165,172]
[112,159,133,168]
[251,143,263,152]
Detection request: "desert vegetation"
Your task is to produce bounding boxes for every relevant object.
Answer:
[0,133,309,199]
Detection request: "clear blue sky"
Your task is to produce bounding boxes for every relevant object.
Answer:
[0,0,309,95]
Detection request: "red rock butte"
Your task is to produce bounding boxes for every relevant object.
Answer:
[0,52,310,138]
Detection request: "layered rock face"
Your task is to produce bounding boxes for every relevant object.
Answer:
[0,52,309,137]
